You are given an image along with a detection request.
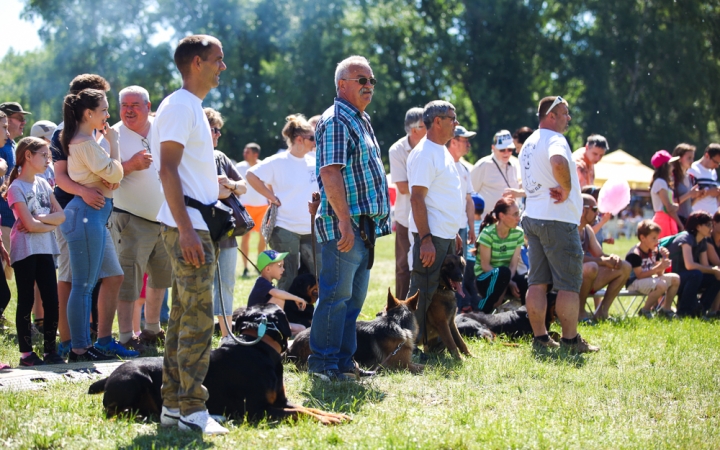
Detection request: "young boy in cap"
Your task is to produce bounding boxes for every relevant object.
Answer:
[248,250,308,334]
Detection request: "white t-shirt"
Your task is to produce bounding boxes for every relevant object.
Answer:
[247,151,317,235]
[688,160,719,214]
[151,89,218,230]
[388,135,412,227]
[235,160,268,207]
[455,161,473,229]
[407,137,464,239]
[520,129,582,224]
[112,118,165,222]
[650,178,670,212]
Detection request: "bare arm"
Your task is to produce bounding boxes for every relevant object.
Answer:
[0,158,6,178]
[410,185,435,267]
[707,243,720,267]
[395,181,409,195]
[465,193,475,243]
[479,244,493,273]
[319,164,354,252]
[549,155,571,203]
[54,160,105,210]
[245,172,280,206]
[35,194,65,226]
[680,244,718,276]
[11,203,56,233]
[657,188,684,230]
[159,140,204,268]
[121,150,153,177]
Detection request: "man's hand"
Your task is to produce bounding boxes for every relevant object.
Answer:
[308,192,320,216]
[179,228,205,268]
[337,219,354,252]
[420,237,436,268]
[549,185,569,203]
[467,227,476,246]
[455,234,463,255]
[218,184,232,199]
[127,150,153,172]
[80,186,105,210]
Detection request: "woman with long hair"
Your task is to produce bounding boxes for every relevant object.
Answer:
[474,197,526,313]
[650,150,683,238]
[671,143,702,225]
[59,89,124,362]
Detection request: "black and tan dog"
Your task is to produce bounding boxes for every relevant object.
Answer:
[422,253,472,359]
[287,289,424,373]
[283,273,318,328]
[89,304,350,425]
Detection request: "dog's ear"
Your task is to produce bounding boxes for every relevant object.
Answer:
[387,287,401,310]
[402,290,420,311]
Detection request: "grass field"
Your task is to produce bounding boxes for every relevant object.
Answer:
[1,234,719,449]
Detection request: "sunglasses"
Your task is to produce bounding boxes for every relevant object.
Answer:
[438,115,458,122]
[544,96,566,115]
[584,205,599,212]
[304,135,315,142]
[212,127,222,134]
[497,148,513,153]
[343,77,377,86]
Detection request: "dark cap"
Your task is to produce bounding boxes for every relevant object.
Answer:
[0,102,32,116]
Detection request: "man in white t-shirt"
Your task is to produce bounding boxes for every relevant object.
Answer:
[110,85,171,351]
[688,143,720,214]
[235,142,268,277]
[520,95,598,354]
[407,100,465,349]
[446,125,476,247]
[388,107,425,299]
[152,35,228,435]
[470,129,521,219]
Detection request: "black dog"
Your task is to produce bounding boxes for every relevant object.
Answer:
[283,273,318,328]
[89,304,350,425]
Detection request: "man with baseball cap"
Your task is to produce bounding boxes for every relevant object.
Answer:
[470,129,521,219]
[30,120,57,142]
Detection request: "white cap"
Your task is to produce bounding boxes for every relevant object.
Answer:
[30,120,57,140]
[493,129,514,149]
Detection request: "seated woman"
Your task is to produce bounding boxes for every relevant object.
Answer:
[474,197,527,313]
[668,211,720,317]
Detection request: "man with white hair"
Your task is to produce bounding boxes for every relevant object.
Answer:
[388,107,426,299]
[309,55,391,382]
[470,129,521,219]
[109,85,172,351]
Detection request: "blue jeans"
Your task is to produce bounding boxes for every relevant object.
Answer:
[308,228,370,373]
[60,197,113,349]
[677,269,720,316]
[213,247,237,316]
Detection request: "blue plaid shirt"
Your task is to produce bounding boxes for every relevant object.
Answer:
[315,98,390,243]
[0,139,16,228]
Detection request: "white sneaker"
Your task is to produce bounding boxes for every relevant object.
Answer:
[179,410,229,435]
[160,406,180,427]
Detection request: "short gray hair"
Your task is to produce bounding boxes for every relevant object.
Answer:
[423,100,455,129]
[404,107,424,134]
[119,85,150,104]
[334,55,370,92]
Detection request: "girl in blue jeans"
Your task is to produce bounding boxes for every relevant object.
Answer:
[58,89,124,362]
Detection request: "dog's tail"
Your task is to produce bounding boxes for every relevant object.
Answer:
[88,377,108,394]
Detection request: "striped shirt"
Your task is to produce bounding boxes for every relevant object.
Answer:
[315,98,390,243]
[475,224,524,276]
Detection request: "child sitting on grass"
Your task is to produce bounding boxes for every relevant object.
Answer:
[625,220,680,319]
[248,250,308,335]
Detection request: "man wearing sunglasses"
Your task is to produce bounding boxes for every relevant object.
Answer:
[688,143,720,215]
[470,129,521,220]
[520,96,598,353]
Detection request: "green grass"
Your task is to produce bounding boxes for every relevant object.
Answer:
[1,235,720,449]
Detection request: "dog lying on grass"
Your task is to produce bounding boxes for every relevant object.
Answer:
[287,289,424,373]
[89,304,350,425]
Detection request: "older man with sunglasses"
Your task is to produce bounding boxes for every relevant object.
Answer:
[109,85,171,351]
[470,129,521,220]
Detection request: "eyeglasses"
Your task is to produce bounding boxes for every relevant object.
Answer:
[141,138,150,151]
[212,127,222,134]
[303,135,315,142]
[711,157,720,166]
[342,77,377,86]
[584,205,599,212]
[438,115,458,122]
[34,151,51,160]
[9,114,26,123]
[545,96,566,115]
[497,148,513,153]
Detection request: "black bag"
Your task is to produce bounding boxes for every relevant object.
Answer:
[220,194,254,237]
[184,196,235,242]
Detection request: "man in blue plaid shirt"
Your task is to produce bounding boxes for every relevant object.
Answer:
[308,55,390,382]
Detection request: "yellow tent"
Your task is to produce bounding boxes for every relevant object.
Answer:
[593,149,654,190]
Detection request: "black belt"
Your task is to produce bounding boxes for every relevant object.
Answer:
[359,215,376,270]
[112,207,161,225]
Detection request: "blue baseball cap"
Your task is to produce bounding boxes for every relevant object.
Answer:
[471,193,485,212]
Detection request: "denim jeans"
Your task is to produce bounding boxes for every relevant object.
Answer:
[308,228,370,373]
[60,197,113,349]
[213,247,237,316]
[268,226,321,291]
[676,269,720,316]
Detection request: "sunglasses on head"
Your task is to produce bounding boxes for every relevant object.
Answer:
[584,205,599,212]
[544,96,566,115]
[342,77,377,86]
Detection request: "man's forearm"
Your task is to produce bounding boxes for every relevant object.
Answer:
[550,156,572,190]
[320,167,351,222]
[465,195,474,231]
[54,161,92,196]
[410,195,430,237]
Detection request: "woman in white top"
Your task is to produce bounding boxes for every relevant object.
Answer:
[246,114,319,290]
[671,143,702,225]
[58,89,124,362]
[650,150,682,239]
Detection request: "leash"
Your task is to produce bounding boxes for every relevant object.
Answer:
[237,247,262,273]
[310,192,320,284]
[371,341,405,372]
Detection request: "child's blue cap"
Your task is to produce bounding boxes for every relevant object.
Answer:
[471,193,485,212]
[257,250,288,272]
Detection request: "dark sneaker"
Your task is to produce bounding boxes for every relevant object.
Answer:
[138,329,166,347]
[532,336,560,351]
[311,369,356,382]
[68,346,115,362]
[656,309,678,320]
[43,352,67,365]
[637,309,654,319]
[95,338,139,358]
[20,352,45,367]
[120,336,147,353]
[560,333,599,353]
[242,268,249,278]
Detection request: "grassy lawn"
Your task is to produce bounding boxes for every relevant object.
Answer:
[1,234,719,449]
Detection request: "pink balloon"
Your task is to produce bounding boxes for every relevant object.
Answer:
[597,179,631,215]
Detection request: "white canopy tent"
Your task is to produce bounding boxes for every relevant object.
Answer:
[593,149,655,190]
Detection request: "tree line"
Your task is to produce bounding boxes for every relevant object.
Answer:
[2,0,720,165]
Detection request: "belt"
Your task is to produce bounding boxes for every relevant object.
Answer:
[112,207,161,225]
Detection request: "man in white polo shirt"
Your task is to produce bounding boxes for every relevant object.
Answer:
[407,100,464,347]
[688,143,720,214]
[110,85,172,351]
[470,129,521,218]
[153,35,228,435]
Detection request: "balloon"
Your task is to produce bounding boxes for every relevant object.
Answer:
[597,178,631,215]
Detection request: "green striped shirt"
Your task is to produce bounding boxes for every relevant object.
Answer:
[475,224,524,276]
